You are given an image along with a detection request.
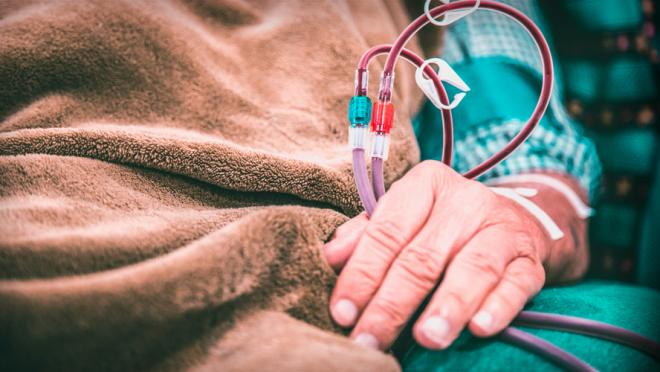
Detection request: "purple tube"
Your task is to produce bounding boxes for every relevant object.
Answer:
[351,151,660,369]
[500,327,597,371]
[372,157,386,200]
[350,3,658,370]
[353,148,377,216]
[515,311,660,360]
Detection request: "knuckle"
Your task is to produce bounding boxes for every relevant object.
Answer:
[503,264,544,300]
[459,250,502,281]
[504,275,532,299]
[490,198,523,225]
[411,160,444,182]
[466,177,490,194]
[532,262,546,287]
[348,264,383,295]
[419,160,442,173]
[524,262,546,294]
[443,289,470,312]
[502,257,545,296]
[396,244,443,287]
[364,220,407,255]
[484,201,545,258]
[491,288,524,315]
[370,295,409,327]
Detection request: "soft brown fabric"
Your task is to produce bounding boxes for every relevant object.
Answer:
[0,0,426,370]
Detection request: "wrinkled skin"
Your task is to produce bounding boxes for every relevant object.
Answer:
[324,161,589,350]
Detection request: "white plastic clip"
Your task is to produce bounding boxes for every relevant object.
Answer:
[424,0,480,26]
[415,58,470,110]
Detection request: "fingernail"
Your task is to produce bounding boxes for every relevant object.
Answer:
[472,310,493,331]
[421,316,450,346]
[332,299,358,326]
[354,333,379,349]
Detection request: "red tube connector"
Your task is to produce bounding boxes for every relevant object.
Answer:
[370,101,394,135]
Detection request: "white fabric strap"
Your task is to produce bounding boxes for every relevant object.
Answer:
[485,174,594,219]
[489,186,564,241]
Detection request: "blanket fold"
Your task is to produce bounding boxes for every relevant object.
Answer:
[0,0,429,370]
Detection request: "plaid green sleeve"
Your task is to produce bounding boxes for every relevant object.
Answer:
[413,0,602,201]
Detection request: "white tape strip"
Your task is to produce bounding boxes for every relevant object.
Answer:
[490,186,565,241]
[485,174,594,218]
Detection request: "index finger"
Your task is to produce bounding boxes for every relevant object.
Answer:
[329,162,441,329]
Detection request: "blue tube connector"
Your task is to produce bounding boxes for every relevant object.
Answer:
[348,95,372,150]
[348,96,372,127]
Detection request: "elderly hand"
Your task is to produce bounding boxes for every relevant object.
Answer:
[324,160,585,351]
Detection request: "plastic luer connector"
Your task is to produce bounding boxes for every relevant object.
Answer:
[348,96,372,127]
[349,126,370,150]
[370,132,390,160]
[378,72,395,101]
[370,101,394,134]
[354,68,369,96]
[370,100,394,159]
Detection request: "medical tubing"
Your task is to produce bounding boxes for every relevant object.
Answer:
[372,157,386,200]
[352,46,454,201]
[380,0,553,179]
[356,45,454,166]
[353,148,377,215]
[356,151,660,358]
[515,311,660,360]
[373,162,389,200]
[500,327,597,372]
[355,46,454,200]
[349,3,658,369]
[354,147,659,369]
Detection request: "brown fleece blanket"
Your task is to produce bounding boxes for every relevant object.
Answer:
[0,0,432,370]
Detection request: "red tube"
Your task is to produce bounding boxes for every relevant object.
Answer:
[381,0,553,179]
[348,3,660,369]
[355,45,454,166]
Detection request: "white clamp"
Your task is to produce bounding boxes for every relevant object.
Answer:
[415,57,470,110]
[424,0,480,27]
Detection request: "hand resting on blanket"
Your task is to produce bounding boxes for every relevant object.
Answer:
[324,160,589,351]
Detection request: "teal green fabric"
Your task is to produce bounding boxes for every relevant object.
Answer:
[412,59,541,157]
[542,0,659,285]
[638,159,660,288]
[593,130,658,175]
[590,204,638,248]
[412,54,602,201]
[420,0,602,201]
[564,0,642,31]
[564,59,657,102]
[401,282,660,371]
[437,59,542,137]
[416,0,658,286]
